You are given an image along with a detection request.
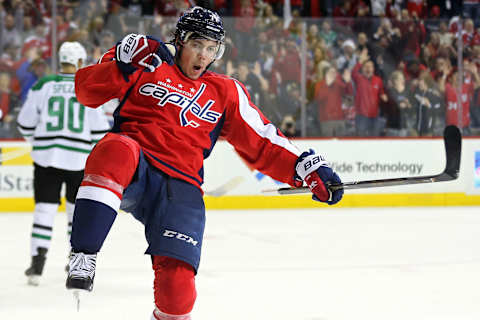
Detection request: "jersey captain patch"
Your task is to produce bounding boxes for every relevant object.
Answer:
[139,81,222,128]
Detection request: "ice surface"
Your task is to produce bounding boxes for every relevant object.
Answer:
[1,207,480,320]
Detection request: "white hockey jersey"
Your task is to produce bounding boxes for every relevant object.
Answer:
[17,73,111,171]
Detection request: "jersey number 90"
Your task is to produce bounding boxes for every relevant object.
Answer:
[47,96,85,133]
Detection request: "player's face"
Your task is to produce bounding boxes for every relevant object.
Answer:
[179,38,218,80]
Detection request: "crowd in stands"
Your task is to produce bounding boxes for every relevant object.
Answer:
[0,0,479,138]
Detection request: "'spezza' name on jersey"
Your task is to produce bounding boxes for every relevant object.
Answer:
[52,82,75,95]
[139,81,222,128]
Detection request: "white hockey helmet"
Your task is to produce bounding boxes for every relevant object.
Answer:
[58,41,87,69]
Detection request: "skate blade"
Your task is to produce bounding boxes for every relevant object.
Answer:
[72,290,81,311]
[27,275,40,286]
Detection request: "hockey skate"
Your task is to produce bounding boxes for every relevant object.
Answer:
[66,252,96,311]
[25,247,48,286]
[66,252,96,291]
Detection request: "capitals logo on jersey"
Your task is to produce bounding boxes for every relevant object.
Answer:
[139,80,222,128]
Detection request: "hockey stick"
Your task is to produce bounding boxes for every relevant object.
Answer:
[265,125,461,195]
[205,176,245,197]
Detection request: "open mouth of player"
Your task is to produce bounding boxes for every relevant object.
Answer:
[193,65,202,71]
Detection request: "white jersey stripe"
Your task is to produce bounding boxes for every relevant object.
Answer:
[76,186,121,212]
[234,81,300,157]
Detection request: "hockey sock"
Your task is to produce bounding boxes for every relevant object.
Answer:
[70,199,117,254]
[30,202,59,256]
[152,256,196,316]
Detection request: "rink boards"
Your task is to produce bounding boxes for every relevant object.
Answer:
[1,137,480,211]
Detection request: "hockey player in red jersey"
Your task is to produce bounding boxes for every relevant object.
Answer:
[66,6,344,319]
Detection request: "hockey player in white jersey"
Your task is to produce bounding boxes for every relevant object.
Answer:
[17,41,111,286]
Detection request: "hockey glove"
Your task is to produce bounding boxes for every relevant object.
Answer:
[115,33,175,73]
[294,149,343,205]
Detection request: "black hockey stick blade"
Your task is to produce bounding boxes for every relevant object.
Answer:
[266,125,461,195]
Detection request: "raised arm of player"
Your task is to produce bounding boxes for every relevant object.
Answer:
[75,34,175,108]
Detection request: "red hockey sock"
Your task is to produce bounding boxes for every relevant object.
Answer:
[152,256,196,316]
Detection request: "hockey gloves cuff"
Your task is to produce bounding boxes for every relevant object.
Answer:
[115,33,176,74]
[295,149,343,205]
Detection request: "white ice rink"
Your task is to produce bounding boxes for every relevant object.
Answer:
[2,207,480,320]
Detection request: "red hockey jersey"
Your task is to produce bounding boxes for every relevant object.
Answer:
[75,51,300,189]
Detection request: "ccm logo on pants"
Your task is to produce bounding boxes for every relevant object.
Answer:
[163,230,198,246]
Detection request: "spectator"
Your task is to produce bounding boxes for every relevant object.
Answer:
[235,61,269,109]
[92,30,115,62]
[16,49,48,103]
[22,31,51,62]
[424,32,441,61]
[412,71,443,136]
[319,20,336,48]
[0,71,15,137]
[356,32,369,53]
[424,5,442,33]
[403,55,427,84]
[278,81,302,120]
[280,114,300,137]
[373,18,401,57]
[438,21,454,47]
[20,15,36,43]
[256,32,274,74]
[306,23,321,50]
[371,25,402,79]
[440,62,480,135]
[64,7,80,29]
[336,38,357,71]
[352,48,388,136]
[431,55,451,81]
[104,1,127,40]
[232,0,256,62]
[0,43,22,73]
[255,2,278,32]
[314,65,353,137]
[89,15,107,46]
[406,0,427,18]
[0,13,22,54]
[271,37,301,94]
[333,0,355,26]
[385,71,415,136]
[462,18,476,49]
[395,10,426,57]
[307,42,330,100]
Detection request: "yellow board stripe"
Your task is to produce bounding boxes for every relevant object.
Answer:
[203,193,480,209]
[0,198,65,212]
[1,193,480,212]
[1,147,33,165]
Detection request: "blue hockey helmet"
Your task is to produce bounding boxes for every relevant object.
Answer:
[175,6,225,60]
